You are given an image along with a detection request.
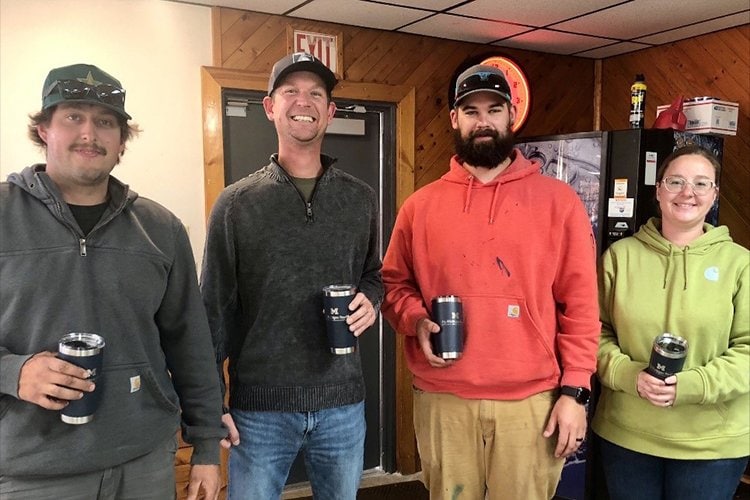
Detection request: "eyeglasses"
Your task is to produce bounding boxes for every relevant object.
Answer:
[43,79,126,108]
[455,72,511,102]
[660,175,717,195]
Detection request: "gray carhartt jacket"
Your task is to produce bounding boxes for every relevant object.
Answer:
[0,165,224,476]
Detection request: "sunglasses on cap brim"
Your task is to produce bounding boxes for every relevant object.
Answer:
[44,79,126,108]
[455,73,511,102]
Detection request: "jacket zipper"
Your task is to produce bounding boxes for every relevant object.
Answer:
[290,182,316,223]
[54,201,89,257]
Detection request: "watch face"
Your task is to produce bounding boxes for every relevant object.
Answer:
[562,385,590,405]
[577,388,591,405]
[481,56,530,133]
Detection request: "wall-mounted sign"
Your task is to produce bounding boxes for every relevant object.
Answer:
[481,56,531,132]
[286,26,343,80]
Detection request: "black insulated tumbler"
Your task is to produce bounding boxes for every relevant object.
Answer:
[57,332,105,424]
[431,296,464,360]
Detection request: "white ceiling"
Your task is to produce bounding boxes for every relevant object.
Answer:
[175,0,749,58]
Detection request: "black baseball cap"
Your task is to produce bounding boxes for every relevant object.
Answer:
[268,52,338,96]
[453,64,512,108]
[41,63,131,119]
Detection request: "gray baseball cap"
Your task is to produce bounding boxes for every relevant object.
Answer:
[453,64,512,108]
[268,52,338,96]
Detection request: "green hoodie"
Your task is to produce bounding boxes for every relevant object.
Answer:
[593,217,749,459]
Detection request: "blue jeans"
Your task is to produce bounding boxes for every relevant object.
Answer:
[598,437,749,500]
[228,401,365,500]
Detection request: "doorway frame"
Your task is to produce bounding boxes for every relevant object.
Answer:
[200,65,419,474]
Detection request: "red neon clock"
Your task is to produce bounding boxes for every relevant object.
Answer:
[481,56,530,132]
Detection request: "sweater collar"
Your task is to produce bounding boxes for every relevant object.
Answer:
[267,153,338,183]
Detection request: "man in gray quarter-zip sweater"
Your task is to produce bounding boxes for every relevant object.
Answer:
[201,52,383,500]
[0,64,224,500]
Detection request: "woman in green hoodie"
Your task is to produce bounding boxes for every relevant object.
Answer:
[592,145,749,500]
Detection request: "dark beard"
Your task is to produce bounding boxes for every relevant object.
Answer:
[453,127,515,169]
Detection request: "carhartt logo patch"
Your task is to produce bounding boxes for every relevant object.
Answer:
[704,266,719,282]
[130,375,141,393]
[507,305,520,318]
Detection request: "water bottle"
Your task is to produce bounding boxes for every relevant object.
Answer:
[629,74,647,128]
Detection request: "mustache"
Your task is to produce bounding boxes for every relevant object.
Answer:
[70,143,107,155]
[469,129,499,139]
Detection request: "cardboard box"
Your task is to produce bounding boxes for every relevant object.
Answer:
[656,98,739,136]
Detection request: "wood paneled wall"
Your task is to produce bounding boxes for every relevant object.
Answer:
[213,8,596,192]
[601,25,750,248]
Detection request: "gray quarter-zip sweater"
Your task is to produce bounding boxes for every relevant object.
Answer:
[201,155,383,411]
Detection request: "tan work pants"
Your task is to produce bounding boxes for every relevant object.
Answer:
[413,389,565,500]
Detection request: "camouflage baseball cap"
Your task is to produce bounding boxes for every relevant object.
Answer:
[41,63,131,119]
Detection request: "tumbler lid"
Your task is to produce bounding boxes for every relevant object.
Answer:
[59,332,105,356]
[323,284,356,297]
[653,333,687,358]
[434,295,461,303]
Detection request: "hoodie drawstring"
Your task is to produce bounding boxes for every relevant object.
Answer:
[462,175,502,225]
[463,176,475,213]
[682,246,689,290]
[663,245,690,290]
[663,247,672,289]
[489,182,502,225]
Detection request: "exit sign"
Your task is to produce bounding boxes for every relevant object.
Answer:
[287,26,343,79]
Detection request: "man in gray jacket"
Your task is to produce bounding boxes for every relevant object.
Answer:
[0,63,224,499]
[201,52,383,499]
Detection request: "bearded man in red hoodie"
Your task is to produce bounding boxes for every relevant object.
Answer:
[381,64,601,500]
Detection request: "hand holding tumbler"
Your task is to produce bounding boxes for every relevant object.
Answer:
[57,332,105,424]
[430,296,463,360]
[323,285,357,354]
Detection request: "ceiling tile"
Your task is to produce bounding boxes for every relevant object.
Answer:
[168,0,749,58]
[636,11,750,44]
[552,0,750,40]
[576,41,653,59]
[178,0,304,14]
[494,29,614,55]
[290,0,428,30]
[401,13,529,44]
[449,0,625,27]
[374,0,465,11]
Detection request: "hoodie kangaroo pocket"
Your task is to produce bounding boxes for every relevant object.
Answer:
[95,362,180,421]
[0,362,181,476]
[459,294,559,386]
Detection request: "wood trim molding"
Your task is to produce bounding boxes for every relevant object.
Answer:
[200,65,418,473]
[593,59,602,131]
[210,6,222,66]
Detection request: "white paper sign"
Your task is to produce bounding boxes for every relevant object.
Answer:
[608,198,634,218]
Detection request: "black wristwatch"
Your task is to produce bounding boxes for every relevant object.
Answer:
[560,386,591,405]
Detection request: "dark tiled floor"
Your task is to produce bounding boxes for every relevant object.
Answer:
[734,479,750,500]
[358,481,429,499]
[295,480,428,500]
[295,476,750,500]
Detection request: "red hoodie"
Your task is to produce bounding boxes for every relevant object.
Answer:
[382,150,600,399]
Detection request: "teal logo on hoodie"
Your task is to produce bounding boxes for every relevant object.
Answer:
[704,266,719,282]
